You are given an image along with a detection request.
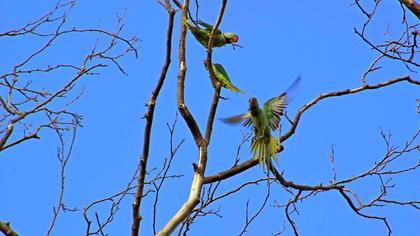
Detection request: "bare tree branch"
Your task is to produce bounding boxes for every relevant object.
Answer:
[271,128,418,236]
[131,2,176,236]
[1,1,137,234]
[352,0,419,72]
[46,119,78,236]
[152,114,185,234]
[281,76,418,143]
[339,189,392,235]
[284,191,302,236]
[238,181,271,236]
[176,5,203,147]
[84,165,140,235]
[157,1,229,235]
[203,76,419,184]
[0,221,19,236]
[400,0,420,18]
[0,1,137,153]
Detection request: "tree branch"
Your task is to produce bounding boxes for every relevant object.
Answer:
[203,1,227,143]
[281,76,418,142]
[176,0,203,147]
[0,221,18,236]
[203,76,419,184]
[131,2,175,236]
[339,189,392,235]
[157,1,229,235]
[400,0,420,19]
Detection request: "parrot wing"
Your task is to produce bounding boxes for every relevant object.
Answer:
[212,63,245,94]
[212,63,230,81]
[220,111,252,127]
[183,18,207,36]
[182,18,194,30]
[262,76,301,131]
[197,20,222,34]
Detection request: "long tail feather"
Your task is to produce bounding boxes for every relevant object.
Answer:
[251,135,279,170]
[267,158,283,184]
[225,83,245,94]
[182,18,199,35]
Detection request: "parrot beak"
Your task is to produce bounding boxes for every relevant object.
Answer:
[230,35,239,43]
[224,34,239,44]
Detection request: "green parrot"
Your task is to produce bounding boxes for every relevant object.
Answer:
[183,18,239,48]
[221,77,301,170]
[204,61,245,94]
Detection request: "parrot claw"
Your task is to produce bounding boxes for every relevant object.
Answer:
[276,145,284,153]
[219,95,229,100]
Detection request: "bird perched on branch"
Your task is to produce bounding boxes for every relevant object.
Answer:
[183,18,239,48]
[221,77,301,170]
[203,61,244,94]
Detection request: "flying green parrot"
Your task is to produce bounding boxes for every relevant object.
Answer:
[204,61,245,94]
[183,18,239,48]
[220,77,301,170]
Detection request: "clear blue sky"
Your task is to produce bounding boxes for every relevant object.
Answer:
[1,1,418,235]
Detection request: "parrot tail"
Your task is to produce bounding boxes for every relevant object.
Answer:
[226,84,245,94]
[250,135,280,170]
[182,18,190,27]
[182,18,199,35]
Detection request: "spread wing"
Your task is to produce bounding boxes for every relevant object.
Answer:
[220,111,252,128]
[262,76,301,131]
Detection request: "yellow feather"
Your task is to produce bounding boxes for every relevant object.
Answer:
[251,136,279,170]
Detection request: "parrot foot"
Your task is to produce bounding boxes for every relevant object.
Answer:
[276,145,284,153]
[219,95,229,100]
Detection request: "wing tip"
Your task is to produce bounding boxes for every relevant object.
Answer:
[218,117,236,124]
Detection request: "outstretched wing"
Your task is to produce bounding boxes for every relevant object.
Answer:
[220,111,252,127]
[262,76,301,131]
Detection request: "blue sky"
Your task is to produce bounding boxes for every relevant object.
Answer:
[1,1,418,235]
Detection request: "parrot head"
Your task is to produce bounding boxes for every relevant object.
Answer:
[223,33,239,44]
[248,97,259,110]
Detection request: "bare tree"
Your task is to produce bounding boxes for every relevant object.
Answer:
[133,1,419,236]
[0,1,137,235]
[1,0,418,236]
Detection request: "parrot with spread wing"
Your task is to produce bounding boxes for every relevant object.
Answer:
[204,61,244,94]
[183,18,239,48]
[221,77,301,170]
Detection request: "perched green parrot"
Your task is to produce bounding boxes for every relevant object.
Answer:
[183,18,239,48]
[221,77,301,170]
[204,61,245,94]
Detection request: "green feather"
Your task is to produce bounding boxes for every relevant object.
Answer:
[183,19,239,48]
[221,77,301,169]
[211,63,245,94]
[197,20,222,35]
[251,135,280,170]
